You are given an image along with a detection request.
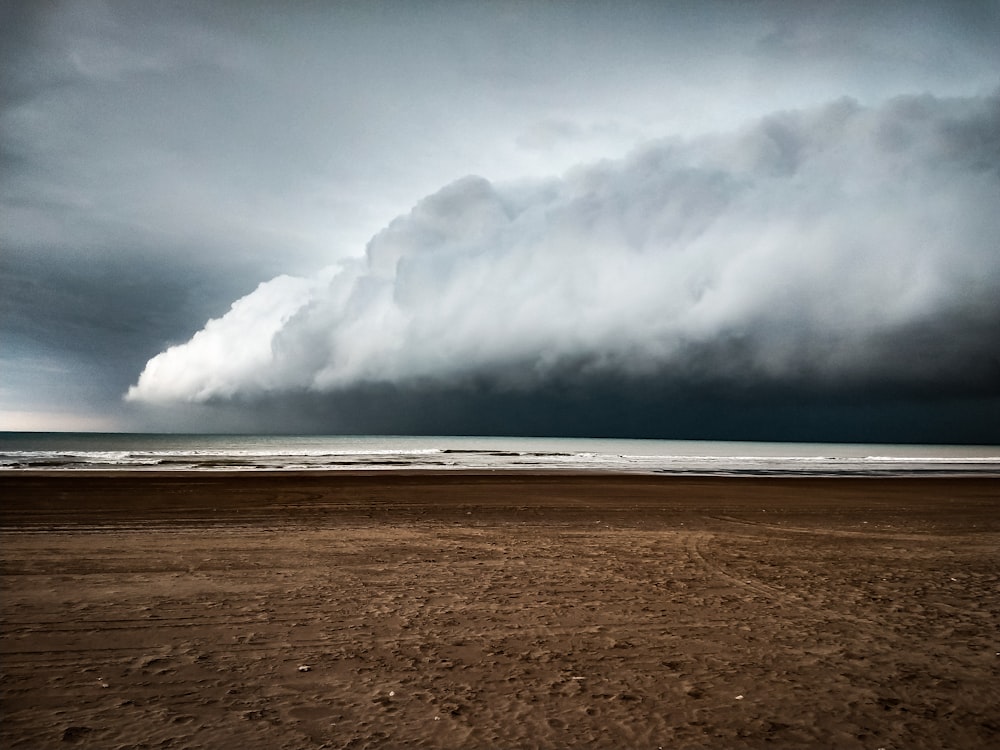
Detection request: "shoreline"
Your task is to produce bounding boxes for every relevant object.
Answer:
[4,468,999,481]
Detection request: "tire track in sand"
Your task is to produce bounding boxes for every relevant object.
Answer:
[684,530,879,630]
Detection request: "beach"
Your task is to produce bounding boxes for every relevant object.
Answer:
[2,472,998,749]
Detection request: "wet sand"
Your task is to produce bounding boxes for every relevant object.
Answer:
[2,472,998,749]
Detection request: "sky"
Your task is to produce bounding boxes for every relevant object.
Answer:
[2,0,999,441]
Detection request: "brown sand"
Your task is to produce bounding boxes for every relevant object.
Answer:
[1,472,998,749]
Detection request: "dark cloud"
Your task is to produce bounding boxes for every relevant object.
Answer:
[128,381,1000,445]
[0,243,271,426]
[125,92,1000,440]
[3,1,999,435]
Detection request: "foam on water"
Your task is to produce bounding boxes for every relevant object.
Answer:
[0,433,997,476]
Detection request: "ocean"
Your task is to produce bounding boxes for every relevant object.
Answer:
[0,433,997,476]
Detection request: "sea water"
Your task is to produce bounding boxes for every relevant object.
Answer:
[0,433,997,476]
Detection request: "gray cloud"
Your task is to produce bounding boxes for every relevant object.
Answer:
[127,93,1000,421]
[4,1,1000,433]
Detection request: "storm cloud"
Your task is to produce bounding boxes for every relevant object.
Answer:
[4,1,1000,437]
[127,92,1000,430]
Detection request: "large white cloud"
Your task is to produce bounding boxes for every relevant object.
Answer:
[127,92,1000,405]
